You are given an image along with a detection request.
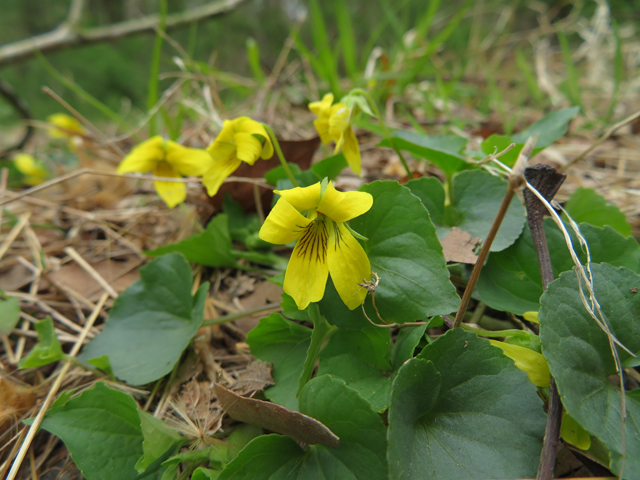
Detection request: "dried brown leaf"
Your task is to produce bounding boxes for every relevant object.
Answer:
[214,383,340,448]
[440,227,481,264]
[233,360,274,395]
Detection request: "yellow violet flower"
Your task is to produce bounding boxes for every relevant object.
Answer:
[13,153,49,186]
[117,136,214,209]
[203,117,273,197]
[309,93,361,176]
[488,340,550,387]
[259,181,372,310]
[47,113,86,139]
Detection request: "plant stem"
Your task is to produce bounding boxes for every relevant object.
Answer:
[350,88,413,178]
[298,303,335,396]
[522,164,567,480]
[453,187,515,329]
[263,124,299,187]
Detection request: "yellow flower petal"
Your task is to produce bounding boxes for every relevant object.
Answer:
[488,340,550,387]
[275,183,322,213]
[14,154,40,176]
[561,412,591,450]
[317,182,373,223]
[47,113,85,138]
[308,93,334,116]
[327,221,370,309]
[313,118,332,144]
[165,142,214,177]
[234,132,263,165]
[202,156,243,197]
[341,126,362,176]
[153,162,186,209]
[117,136,164,174]
[284,217,330,309]
[259,198,311,245]
[328,103,350,144]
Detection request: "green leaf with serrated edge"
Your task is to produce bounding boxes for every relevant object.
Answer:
[80,254,208,385]
[380,131,468,177]
[511,106,580,148]
[218,376,388,480]
[563,187,631,237]
[39,382,172,480]
[245,313,311,410]
[539,263,640,478]
[387,329,546,480]
[135,410,184,473]
[144,215,235,268]
[406,171,526,251]
[19,317,64,368]
[312,153,348,181]
[0,296,20,334]
[477,219,640,314]
[348,181,459,323]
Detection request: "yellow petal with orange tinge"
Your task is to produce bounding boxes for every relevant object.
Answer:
[275,183,322,213]
[165,142,214,177]
[202,156,243,197]
[488,340,550,387]
[318,182,373,223]
[117,136,164,174]
[234,132,263,165]
[259,199,312,245]
[153,162,186,209]
[341,126,362,176]
[284,218,331,310]
[327,221,370,310]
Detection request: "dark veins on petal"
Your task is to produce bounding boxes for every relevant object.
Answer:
[296,218,328,264]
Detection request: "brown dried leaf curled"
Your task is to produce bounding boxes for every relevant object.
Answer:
[214,383,340,448]
[440,227,481,264]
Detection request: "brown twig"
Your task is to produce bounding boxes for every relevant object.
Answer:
[0,0,247,67]
[453,137,535,329]
[523,165,567,480]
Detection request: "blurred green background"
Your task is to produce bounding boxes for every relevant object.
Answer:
[1,0,639,125]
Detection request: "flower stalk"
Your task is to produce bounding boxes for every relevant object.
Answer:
[262,123,299,188]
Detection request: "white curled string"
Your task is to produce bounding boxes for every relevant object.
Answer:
[488,157,630,477]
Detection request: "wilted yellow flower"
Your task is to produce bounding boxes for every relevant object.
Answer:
[259,181,372,310]
[309,93,361,176]
[117,136,213,208]
[13,153,49,186]
[202,117,273,197]
[47,113,86,139]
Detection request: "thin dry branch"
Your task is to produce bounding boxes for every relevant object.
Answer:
[0,0,246,67]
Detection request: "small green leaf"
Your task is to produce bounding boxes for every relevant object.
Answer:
[222,194,261,244]
[19,317,64,368]
[390,324,427,368]
[540,263,640,477]
[218,376,388,480]
[135,410,184,473]
[192,468,220,480]
[264,163,303,186]
[280,293,309,321]
[563,187,631,237]
[80,254,208,385]
[246,313,311,410]
[387,329,546,480]
[380,131,468,177]
[0,296,20,334]
[481,134,521,167]
[39,382,173,480]
[145,215,236,268]
[87,355,113,375]
[511,106,580,148]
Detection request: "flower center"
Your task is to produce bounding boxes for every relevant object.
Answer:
[295,216,329,263]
